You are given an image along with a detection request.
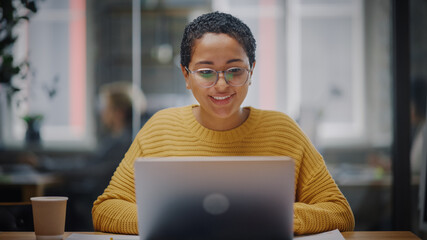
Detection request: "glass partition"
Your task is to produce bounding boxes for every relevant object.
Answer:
[1,0,412,233]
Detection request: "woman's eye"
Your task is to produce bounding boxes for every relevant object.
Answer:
[227,68,244,75]
[198,70,215,78]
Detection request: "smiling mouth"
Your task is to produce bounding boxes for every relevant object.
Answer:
[212,95,231,100]
[210,94,234,105]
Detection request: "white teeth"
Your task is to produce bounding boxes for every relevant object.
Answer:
[212,95,230,100]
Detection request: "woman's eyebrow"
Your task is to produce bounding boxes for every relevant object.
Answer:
[226,59,244,64]
[194,61,214,66]
[194,59,244,67]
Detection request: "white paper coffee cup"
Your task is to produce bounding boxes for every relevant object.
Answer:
[31,196,68,240]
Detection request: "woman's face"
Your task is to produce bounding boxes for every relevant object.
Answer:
[181,33,253,124]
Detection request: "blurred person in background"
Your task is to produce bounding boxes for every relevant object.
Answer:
[411,76,427,238]
[21,81,147,230]
[368,77,427,177]
[410,77,427,177]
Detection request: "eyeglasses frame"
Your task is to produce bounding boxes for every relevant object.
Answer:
[185,66,253,88]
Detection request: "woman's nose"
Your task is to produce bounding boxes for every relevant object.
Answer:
[215,72,228,88]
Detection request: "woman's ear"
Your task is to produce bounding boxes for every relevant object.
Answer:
[181,64,188,77]
[181,65,191,89]
[248,61,256,86]
[250,61,256,75]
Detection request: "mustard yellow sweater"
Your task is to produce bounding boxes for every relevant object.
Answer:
[92,105,354,235]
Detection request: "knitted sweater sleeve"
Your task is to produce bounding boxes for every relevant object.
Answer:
[293,152,355,235]
[92,133,142,234]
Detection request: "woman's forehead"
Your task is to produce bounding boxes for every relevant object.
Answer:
[193,33,241,48]
[190,33,249,65]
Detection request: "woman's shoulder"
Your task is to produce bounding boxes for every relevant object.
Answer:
[145,105,192,123]
[250,107,297,126]
[134,106,191,141]
[247,107,307,138]
[139,105,191,131]
[151,105,189,118]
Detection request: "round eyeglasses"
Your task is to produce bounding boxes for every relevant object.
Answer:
[185,67,252,88]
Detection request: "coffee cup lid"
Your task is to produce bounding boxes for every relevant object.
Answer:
[30,196,68,201]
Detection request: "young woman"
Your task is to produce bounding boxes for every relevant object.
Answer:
[92,11,355,235]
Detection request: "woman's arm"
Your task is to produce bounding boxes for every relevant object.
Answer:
[92,137,143,234]
[293,160,355,235]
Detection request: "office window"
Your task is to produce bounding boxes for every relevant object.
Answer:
[1,0,94,149]
[287,0,366,145]
[214,0,392,148]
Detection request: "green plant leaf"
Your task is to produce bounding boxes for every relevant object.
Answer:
[1,0,39,92]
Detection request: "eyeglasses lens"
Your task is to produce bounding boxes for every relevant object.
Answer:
[194,68,249,88]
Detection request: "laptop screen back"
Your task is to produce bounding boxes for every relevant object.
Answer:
[134,156,294,240]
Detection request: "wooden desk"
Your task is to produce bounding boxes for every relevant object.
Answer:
[0,172,62,201]
[0,231,421,240]
[342,231,420,239]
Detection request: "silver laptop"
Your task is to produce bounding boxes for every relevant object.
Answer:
[134,156,294,240]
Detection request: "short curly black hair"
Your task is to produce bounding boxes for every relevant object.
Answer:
[180,11,256,68]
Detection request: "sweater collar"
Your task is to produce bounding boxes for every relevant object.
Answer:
[182,104,260,143]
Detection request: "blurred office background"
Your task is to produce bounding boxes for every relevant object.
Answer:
[0,0,426,237]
